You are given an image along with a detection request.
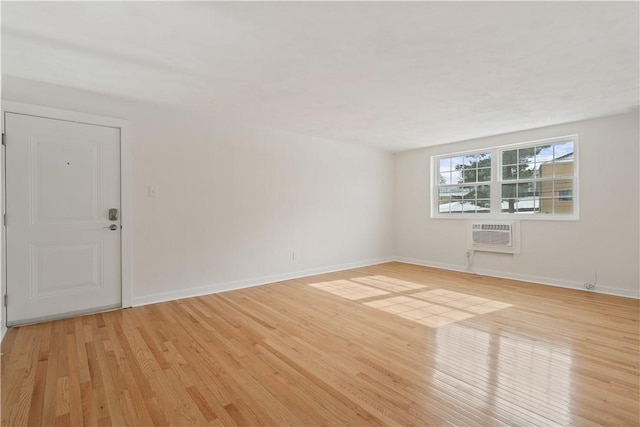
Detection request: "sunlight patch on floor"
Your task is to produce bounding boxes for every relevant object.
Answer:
[309,276,512,328]
[309,279,389,300]
[351,275,427,292]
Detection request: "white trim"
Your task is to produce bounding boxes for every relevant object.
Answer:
[2,101,129,131]
[134,254,638,307]
[395,257,639,299]
[132,257,395,307]
[0,101,134,331]
[431,214,580,222]
[7,303,121,327]
[431,134,579,221]
[119,124,133,308]
[1,110,4,342]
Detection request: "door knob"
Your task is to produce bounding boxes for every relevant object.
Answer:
[103,224,118,231]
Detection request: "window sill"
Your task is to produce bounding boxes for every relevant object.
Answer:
[430,214,579,221]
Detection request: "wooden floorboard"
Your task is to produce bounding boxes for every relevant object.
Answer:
[2,262,639,426]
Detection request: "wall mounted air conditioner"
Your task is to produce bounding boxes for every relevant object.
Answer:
[467,220,520,254]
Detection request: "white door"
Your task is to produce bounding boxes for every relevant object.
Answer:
[5,113,121,326]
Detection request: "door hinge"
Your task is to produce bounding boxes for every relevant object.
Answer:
[2,214,5,227]
[3,294,6,307]
[1,133,5,146]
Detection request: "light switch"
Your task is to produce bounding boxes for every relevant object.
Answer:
[148,185,158,198]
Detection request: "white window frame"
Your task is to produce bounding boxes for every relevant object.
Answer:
[431,135,579,221]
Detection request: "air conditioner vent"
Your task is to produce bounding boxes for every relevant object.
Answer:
[473,223,511,231]
[468,221,520,254]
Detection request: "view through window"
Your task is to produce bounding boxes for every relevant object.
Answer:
[434,137,577,218]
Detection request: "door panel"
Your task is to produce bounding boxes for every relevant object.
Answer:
[6,113,121,325]
[34,139,101,222]
[32,242,103,297]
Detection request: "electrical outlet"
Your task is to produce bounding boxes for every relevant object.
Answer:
[584,271,598,290]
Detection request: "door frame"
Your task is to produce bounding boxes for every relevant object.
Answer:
[1,101,133,335]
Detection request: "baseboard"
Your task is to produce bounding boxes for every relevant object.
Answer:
[395,257,640,299]
[132,256,395,307]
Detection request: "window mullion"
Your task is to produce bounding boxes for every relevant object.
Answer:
[492,148,500,215]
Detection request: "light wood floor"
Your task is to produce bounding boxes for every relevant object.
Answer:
[2,262,639,426]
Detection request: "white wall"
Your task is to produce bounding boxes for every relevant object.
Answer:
[130,118,395,304]
[2,75,638,326]
[395,112,640,298]
[2,77,395,306]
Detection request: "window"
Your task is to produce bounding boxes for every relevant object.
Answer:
[437,152,492,214]
[433,136,577,219]
[558,190,573,202]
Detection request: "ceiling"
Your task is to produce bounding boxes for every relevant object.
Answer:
[2,1,638,152]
